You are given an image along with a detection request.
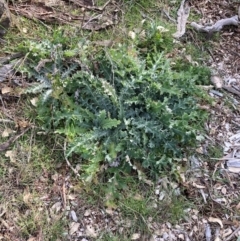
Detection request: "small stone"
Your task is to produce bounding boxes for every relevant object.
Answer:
[155,189,160,195]
[178,234,184,240]
[162,232,169,239]
[166,222,171,229]
[71,210,78,222]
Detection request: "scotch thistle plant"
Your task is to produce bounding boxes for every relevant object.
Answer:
[18,26,208,182]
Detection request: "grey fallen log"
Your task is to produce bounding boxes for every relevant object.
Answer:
[191,15,239,33]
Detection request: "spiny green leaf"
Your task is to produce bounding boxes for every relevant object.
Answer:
[101,79,118,104]
[101,118,121,129]
[98,110,121,129]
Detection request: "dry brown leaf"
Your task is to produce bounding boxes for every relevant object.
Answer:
[16,120,30,129]
[192,215,198,220]
[185,55,192,63]
[128,31,136,40]
[84,209,91,217]
[192,182,205,189]
[51,202,62,213]
[133,194,143,201]
[143,178,153,186]
[196,147,204,154]
[208,217,223,228]
[67,194,76,200]
[236,202,240,210]
[23,188,32,204]
[93,40,113,47]
[131,233,141,240]
[69,222,80,235]
[105,208,114,215]
[211,75,223,89]
[5,150,17,162]
[30,97,39,107]
[51,173,59,181]
[27,237,37,241]
[86,225,98,238]
[222,228,232,238]
[1,86,13,94]
[2,128,14,137]
[193,225,198,232]
[179,173,185,182]
[156,26,169,33]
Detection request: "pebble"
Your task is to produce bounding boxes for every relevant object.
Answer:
[71,210,78,222]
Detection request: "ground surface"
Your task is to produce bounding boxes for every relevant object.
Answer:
[0,0,240,240]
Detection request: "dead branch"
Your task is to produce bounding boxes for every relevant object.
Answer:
[0,0,11,20]
[0,53,23,66]
[69,0,112,12]
[163,9,176,23]
[225,226,240,241]
[172,0,190,38]
[191,15,239,33]
[9,1,119,31]
[0,119,15,124]
[0,127,31,152]
[222,85,240,97]
[63,141,80,178]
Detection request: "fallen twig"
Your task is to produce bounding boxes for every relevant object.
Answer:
[62,182,67,210]
[211,157,240,160]
[0,127,31,152]
[63,141,80,178]
[0,52,23,66]
[163,9,176,23]
[225,226,240,241]
[222,86,240,97]
[69,0,112,12]
[0,119,14,124]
